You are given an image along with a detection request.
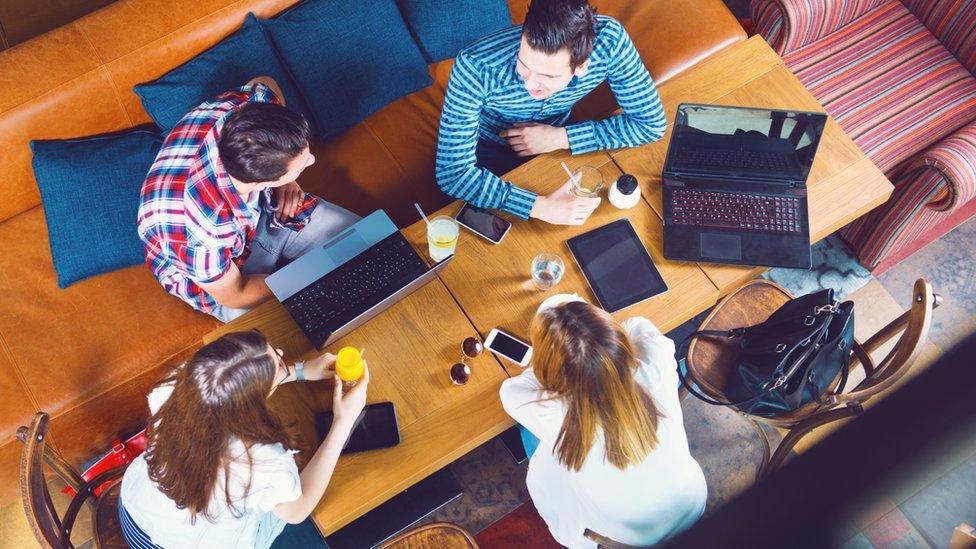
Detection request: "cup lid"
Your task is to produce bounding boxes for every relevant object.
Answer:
[616,174,638,194]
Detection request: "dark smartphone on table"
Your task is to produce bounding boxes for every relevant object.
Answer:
[315,401,400,454]
[455,203,512,244]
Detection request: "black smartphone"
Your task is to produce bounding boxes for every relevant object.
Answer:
[315,402,400,454]
[455,203,512,244]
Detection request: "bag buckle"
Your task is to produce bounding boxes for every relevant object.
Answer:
[765,376,787,391]
[775,343,787,353]
[815,304,837,315]
[112,441,126,454]
[803,315,815,326]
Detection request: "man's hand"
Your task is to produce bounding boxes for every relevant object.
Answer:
[273,181,305,221]
[499,123,570,157]
[530,177,601,225]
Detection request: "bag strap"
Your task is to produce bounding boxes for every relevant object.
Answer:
[677,360,771,407]
[675,324,825,409]
[676,332,778,408]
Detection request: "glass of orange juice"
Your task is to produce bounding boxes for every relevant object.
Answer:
[427,215,459,262]
[335,347,365,383]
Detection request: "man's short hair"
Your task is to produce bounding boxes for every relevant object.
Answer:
[523,0,597,70]
[218,102,310,183]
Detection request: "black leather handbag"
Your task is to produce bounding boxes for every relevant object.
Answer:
[679,288,855,418]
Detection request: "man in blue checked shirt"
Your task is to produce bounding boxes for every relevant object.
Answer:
[435,0,667,226]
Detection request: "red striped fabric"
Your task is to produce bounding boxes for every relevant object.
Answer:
[749,0,976,269]
[902,0,976,74]
[783,1,976,174]
[750,0,890,55]
[843,124,976,267]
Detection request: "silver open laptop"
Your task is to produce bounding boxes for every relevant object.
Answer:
[267,210,451,350]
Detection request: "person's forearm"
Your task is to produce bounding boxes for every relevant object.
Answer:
[216,274,272,309]
[276,417,355,523]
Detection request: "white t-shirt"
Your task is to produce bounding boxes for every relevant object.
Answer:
[500,316,707,548]
[120,385,302,548]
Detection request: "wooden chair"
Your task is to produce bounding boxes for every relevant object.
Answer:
[950,523,976,549]
[685,278,940,479]
[584,528,652,549]
[18,412,127,549]
[377,522,479,548]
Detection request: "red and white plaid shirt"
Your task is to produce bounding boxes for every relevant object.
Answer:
[137,83,318,314]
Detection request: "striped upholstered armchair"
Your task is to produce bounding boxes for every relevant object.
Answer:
[749,0,976,273]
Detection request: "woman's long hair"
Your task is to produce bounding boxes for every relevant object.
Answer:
[144,331,294,522]
[531,301,661,471]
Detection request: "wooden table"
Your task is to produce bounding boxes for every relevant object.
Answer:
[203,34,893,538]
[610,36,894,294]
[402,149,720,365]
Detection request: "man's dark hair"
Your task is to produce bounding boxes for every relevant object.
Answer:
[218,102,310,183]
[523,0,597,70]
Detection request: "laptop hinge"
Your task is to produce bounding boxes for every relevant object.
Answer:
[668,171,802,186]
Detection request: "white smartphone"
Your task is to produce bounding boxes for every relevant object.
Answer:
[484,328,533,367]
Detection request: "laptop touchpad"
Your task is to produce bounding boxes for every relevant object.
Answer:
[322,230,368,265]
[700,233,742,260]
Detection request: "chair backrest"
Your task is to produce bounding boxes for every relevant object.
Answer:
[377,522,479,549]
[832,278,939,406]
[901,0,976,75]
[19,411,71,548]
[18,411,128,549]
[584,528,653,549]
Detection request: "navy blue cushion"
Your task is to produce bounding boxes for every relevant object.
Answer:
[30,127,163,289]
[397,0,512,63]
[134,14,315,134]
[261,0,432,141]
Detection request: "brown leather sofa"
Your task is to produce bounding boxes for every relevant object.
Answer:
[0,0,745,504]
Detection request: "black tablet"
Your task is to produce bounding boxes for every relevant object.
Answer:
[566,219,668,312]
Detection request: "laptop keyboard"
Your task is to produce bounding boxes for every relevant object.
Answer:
[283,233,429,343]
[670,189,803,234]
[674,148,794,172]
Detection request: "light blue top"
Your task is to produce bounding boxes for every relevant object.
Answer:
[435,16,668,219]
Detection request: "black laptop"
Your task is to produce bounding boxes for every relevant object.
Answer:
[662,103,828,268]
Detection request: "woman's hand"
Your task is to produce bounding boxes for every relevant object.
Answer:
[331,364,369,432]
[302,353,336,381]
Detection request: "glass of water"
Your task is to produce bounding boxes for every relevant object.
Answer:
[570,165,604,198]
[427,216,459,261]
[531,253,565,290]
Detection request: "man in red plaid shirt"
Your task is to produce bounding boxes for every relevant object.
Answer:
[138,77,358,322]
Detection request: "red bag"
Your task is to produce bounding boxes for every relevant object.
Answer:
[62,429,147,497]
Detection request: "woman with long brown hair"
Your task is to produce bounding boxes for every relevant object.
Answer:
[500,295,706,547]
[118,330,368,548]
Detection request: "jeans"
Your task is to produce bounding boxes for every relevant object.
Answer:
[212,199,360,323]
[476,138,533,177]
[518,423,540,459]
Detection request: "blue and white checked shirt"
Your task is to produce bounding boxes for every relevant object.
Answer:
[435,16,667,219]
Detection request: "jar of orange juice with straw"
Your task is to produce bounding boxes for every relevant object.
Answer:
[335,347,365,384]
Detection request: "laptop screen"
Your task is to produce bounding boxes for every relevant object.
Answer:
[665,104,828,182]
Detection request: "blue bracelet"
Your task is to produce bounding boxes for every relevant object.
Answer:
[294,361,305,382]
